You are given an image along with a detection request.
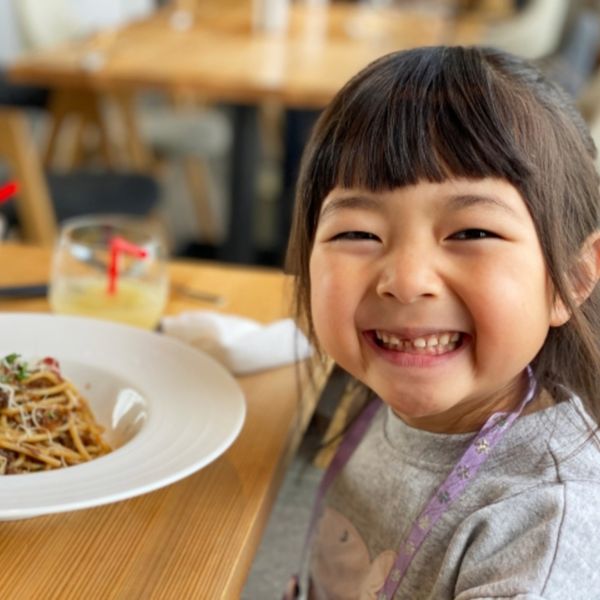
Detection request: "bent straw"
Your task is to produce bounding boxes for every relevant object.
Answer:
[107,236,148,295]
[0,181,19,204]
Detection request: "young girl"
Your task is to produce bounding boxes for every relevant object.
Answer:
[286,46,600,599]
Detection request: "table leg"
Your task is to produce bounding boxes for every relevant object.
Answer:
[220,104,260,264]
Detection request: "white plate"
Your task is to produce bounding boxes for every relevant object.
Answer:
[0,313,246,520]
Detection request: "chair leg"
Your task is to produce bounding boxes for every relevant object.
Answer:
[183,157,223,244]
[44,88,116,169]
[109,90,155,171]
[0,109,57,245]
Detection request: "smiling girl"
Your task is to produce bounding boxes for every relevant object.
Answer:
[286,46,600,599]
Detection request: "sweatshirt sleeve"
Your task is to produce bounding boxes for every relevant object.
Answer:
[452,481,600,600]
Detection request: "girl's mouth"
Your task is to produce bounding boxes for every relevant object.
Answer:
[372,330,464,355]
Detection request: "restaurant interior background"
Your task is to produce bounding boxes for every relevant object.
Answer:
[1,0,600,597]
[2,0,600,270]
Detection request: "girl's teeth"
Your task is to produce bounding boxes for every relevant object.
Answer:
[375,330,462,354]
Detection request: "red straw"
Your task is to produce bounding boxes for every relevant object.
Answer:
[107,236,149,295]
[0,181,19,204]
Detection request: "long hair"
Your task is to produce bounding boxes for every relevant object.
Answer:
[287,45,600,419]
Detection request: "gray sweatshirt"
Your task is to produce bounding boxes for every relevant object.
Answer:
[307,397,600,599]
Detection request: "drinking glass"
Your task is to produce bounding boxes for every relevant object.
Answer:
[48,216,169,330]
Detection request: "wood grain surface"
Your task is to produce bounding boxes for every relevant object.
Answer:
[0,243,323,600]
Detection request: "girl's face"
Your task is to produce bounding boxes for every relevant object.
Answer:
[309,178,566,433]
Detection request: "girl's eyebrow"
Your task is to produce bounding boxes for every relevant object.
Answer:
[319,194,381,220]
[446,193,520,218]
[319,191,521,220]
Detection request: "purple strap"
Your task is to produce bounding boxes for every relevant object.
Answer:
[378,368,537,598]
[300,367,537,600]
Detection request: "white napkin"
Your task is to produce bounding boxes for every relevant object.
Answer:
[161,311,313,375]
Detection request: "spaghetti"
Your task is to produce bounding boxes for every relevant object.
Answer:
[0,354,111,475]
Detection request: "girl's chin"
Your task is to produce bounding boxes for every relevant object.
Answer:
[387,405,464,433]
[386,400,447,421]
[371,387,474,431]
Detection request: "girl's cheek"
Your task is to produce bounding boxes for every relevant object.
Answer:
[310,250,360,352]
[311,279,340,344]
[311,285,332,336]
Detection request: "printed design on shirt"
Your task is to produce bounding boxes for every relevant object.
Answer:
[309,506,397,600]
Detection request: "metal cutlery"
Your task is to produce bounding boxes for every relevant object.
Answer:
[0,282,226,305]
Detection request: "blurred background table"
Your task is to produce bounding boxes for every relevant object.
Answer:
[7,0,492,265]
[0,242,324,599]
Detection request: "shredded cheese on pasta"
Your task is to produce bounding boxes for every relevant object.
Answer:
[0,354,111,475]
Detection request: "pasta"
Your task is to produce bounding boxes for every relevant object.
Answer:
[0,354,111,475]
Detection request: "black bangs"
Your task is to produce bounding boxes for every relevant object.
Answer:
[311,46,536,196]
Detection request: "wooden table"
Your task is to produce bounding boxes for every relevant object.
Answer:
[0,243,323,600]
[8,2,491,263]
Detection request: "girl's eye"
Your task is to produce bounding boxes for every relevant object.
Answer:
[450,229,499,241]
[332,231,380,242]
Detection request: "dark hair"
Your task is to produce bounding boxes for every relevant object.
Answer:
[287,45,600,419]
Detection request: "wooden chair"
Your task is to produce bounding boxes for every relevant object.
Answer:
[0,108,56,244]
[11,0,232,245]
[0,107,160,246]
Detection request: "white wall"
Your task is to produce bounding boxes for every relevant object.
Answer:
[69,0,155,34]
[0,0,155,64]
[0,0,26,64]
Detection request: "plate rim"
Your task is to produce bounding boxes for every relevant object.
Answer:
[0,312,246,519]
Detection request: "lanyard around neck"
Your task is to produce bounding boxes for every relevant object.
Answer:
[303,368,537,600]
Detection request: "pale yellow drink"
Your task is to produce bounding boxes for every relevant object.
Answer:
[49,277,168,329]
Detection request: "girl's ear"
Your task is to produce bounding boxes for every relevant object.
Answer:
[550,231,600,327]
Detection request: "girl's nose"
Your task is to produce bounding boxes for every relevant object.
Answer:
[375,246,442,304]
